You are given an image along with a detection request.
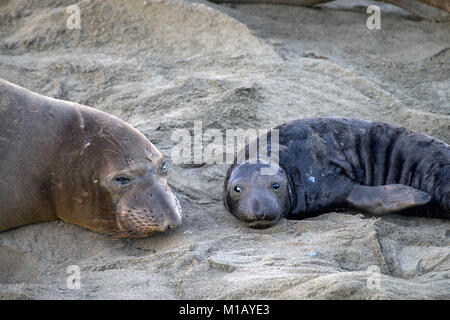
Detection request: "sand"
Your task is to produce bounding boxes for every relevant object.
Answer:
[0,0,449,299]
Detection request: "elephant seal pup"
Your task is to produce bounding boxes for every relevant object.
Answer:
[224,117,449,228]
[0,78,182,238]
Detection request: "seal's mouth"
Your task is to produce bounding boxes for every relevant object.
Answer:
[109,178,183,239]
[109,220,176,239]
[112,203,182,239]
[243,217,280,229]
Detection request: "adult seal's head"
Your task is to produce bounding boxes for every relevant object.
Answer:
[51,106,183,239]
[0,78,182,239]
[223,160,295,228]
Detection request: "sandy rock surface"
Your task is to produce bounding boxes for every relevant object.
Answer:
[0,0,449,299]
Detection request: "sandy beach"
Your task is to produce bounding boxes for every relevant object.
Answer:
[0,0,449,299]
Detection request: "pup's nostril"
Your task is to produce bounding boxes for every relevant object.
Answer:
[254,211,265,219]
[251,201,266,219]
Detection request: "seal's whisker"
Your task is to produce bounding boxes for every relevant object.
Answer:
[101,224,160,234]
[105,228,143,239]
[107,233,129,240]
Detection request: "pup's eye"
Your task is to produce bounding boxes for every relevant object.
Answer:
[271,183,280,190]
[114,176,131,185]
[160,161,167,173]
[233,185,242,193]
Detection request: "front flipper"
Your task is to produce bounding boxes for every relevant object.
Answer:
[346,184,431,215]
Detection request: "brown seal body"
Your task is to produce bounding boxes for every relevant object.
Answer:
[224,117,449,228]
[210,1,450,20]
[0,78,182,238]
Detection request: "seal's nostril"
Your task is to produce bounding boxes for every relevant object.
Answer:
[167,224,177,230]
[254,212,265,219]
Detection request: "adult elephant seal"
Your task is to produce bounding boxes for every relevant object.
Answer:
[0,78,182,238]
[224,117,449,228]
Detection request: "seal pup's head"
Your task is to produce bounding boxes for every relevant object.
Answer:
[52,106,182,239]
[223,160,294,229]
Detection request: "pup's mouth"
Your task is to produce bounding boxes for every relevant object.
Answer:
[243,218,279,229]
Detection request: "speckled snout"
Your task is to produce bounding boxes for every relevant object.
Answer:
[117,179,182,238]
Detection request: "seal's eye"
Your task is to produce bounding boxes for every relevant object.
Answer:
[271,183,280,190]
[233,185,242,193]
[160,161,167,173]
[114,176,131,185]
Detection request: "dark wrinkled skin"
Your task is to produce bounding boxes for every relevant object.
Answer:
[224,117,449,228]
[0,78,182,238]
